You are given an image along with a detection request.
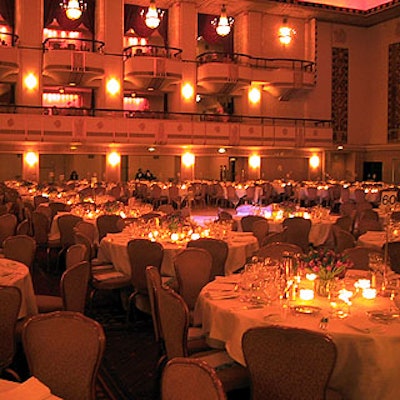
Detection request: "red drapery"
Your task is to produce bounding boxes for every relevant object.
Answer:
[0,0,14,27]
[124,4,168,45]
[198,13,233,54]
[44,0,95,34]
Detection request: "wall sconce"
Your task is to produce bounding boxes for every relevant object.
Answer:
[182,152,195,167]
[249,154,261,169]
[25,151,38,167]
[279,18,296,45]
[181,83,194,100]
[248,86,261,104]
[107,151,121,167]
[212,4,234,37]
[309,155,320,169]
[24,73,38,91]
[218,148,226,154]
[106,78,120,96]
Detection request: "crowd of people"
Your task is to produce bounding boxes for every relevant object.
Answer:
[135,168,157,181]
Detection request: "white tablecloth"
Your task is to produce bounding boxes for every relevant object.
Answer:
[0,378,62,399]
[357,231,387,249]
[196,273,400,400]
[97,231,259,277]
[0,258,38,318]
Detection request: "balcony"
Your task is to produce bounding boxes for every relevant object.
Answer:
[42,38,105,87]
[0,33,19,82]
[123,45,183,91]
[0,105,332,152]
[196,52,315,99]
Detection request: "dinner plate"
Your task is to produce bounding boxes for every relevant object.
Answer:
[291,305,322,315]
[366,310,400,322]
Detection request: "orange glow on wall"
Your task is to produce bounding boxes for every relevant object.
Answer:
[249,154,261,169]
[107,151,121,167]
[25,151,38,167]
[181,83,194,101]
[309,155,320,169]
[182,152,195,167]
[106,78,120,96]
[248,86,261,104]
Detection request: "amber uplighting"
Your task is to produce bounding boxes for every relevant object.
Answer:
[107,151,121,167]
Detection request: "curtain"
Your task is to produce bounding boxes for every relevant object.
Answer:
[198,13,233,54]
[124,4,167,45]
[44,0,95,34]
[0,0,14,27]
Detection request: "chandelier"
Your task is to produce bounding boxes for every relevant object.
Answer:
[212,4,234,37]
[142,0,163,29]
[60,0,87,20]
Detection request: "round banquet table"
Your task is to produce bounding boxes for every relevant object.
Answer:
[97,231,259,277]
[0,378,62,399]
[195,271,400,400]
[0,258,38,318]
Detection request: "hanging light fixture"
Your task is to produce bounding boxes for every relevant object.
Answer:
[279,18,296,45]
[60,0,86,21]
[142,0,163,29]
[212,4,234,37]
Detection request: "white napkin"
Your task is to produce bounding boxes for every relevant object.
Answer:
[0,377,59,400]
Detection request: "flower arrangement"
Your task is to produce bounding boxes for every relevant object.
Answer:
[301,247,353,281]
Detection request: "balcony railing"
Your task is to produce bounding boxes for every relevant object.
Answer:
[123,44,182,60]
[196,52,315,72]
[42,37,105,53]
[0,32,19,47]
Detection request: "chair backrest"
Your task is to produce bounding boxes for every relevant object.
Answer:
[65,243,88,269]
[340,201,356,218]
[57,214,83,248]
[162,357,227,400]
[334,215,353,232]
[140,212,162,222]
[241,215,266,232]
[74,220,96,244]
[32,210,50,245]
[158,204,175,215]
[187,238,228,279]
[0,213,17,248]
[282,217,312,252]
[251,219,270,246]
[33,195,50,209]
[343,246,383,271]
[96,214,124,242]
[174,247,212,310]
[0,286,21,372]
[49,202,70,220]
[127,239,164,294]
[242,326,337,400]
[60,261,91,313]
[73,231,94,261]
[145,266,163,342]
[156,285,189,359]
[384,241,400,274]
[261,229,288,247]
[3,234,37,268]
[255,242,303,262]
[22,311,105,400]
[16,219,31,236]
[356,219,383,236]
[332,224,356,252]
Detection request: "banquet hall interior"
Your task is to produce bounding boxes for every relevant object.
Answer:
[2,0,400,399]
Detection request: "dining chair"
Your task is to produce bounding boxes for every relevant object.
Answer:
[242,326,342,400]
[145,266,210,355]
[161,357,227,400]
[240,215,266,233]
[384,241,400,274]
[156,284,249,394]
[254,242,303,262]
[251,219,270,247]
[96,214,124,242]
[33,195,49,209]
[35,261,91,314]
[65,243,88,269]
[226,186,239,208]
[0,285,21,381]
[174,247,213,316]
[334,215,353,233]
[0,213,17,248]
[74,220,97,245]
[48,201,70,221]
[339,201,356,219]
[343,246,383,271]
[22,311,105,400]
[158,204,175,215]
[356,218,383,237]
[15,219,31,236]
[260,229,288,247]
[126,239,164,320]
[332,225,356,253]
[282,217,312,252]
[187,238,228,280]
[168,185,182,209]
[3,234,37,270]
